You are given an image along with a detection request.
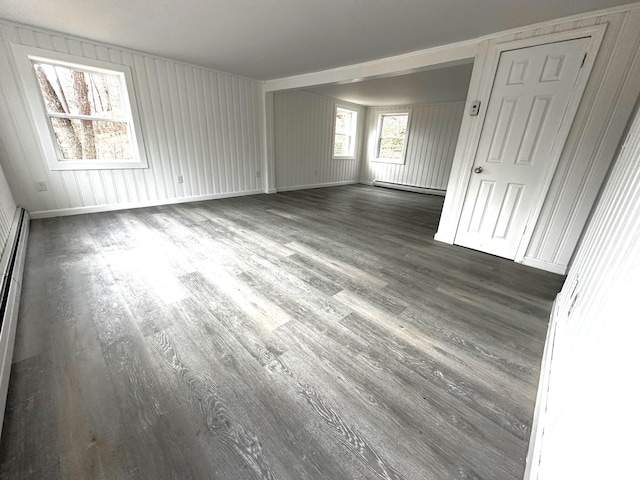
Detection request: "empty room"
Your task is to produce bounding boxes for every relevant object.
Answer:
[0,1,639,479]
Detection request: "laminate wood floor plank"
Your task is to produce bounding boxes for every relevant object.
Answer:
[274,315,525,479]
[155,301,347,480]
[1,185,565,479]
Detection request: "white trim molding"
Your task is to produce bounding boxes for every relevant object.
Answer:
[274,180,359,193]
[265,43,477,92]
[29,189,264,219]
[373,181,446,196]
[11,44,149,171]
[521,257,567,275]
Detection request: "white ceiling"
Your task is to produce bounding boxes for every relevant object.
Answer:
[0,0,632,80]
[303,63,474,107]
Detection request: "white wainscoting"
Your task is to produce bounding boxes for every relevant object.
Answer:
[0,163,16,252]
[361,102,464,191]
[526,104,640,480]
[0,19,265,217]
[273,91,364,191]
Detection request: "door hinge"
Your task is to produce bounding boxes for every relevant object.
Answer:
[580,53,587,68]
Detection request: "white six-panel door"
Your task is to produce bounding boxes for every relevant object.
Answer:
[455,38,590,259]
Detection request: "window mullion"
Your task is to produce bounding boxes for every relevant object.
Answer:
[47,112,126,123]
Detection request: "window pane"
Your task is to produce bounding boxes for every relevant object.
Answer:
[381,114,408,137]
[335,111,348,134]
[33,63,126,119]
[336,108,357,136]
[379,138,405,159]
[51,118,133,160]
[334,134,348,156]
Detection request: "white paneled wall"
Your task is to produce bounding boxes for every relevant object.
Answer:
[273,91,364,190]
[427,7,640,274]
[0,20,265,217]
[0,161,16,253]
[512,9,640,272]
[361,102,464,190]
[531,105,640,480]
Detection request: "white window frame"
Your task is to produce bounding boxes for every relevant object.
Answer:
[333,106,358,159]
[11,44,148,171]
[374,110,411,165]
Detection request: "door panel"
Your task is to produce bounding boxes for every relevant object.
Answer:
[493,183,524,239]
[469,180,496,233]
[487,98,518,163]
[455,38,590,259]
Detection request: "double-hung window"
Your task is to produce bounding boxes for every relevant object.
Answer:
[375,112,410,164]
[333,107,358,159]
[12,44,148,170]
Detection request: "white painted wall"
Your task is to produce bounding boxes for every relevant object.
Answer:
[273,91,364,191]
[361,102,464,191]
[528,104,640,480]
[436,7,640,274]
[0,19,265,218]
[0,159,17,253]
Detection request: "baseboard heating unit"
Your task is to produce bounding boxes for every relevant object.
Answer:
[0,207,29,437]
[372,180,445,196]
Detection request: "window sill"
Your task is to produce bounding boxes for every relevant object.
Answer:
[332,156,356,161]
[49,159,149,171]
[372,158,406,165]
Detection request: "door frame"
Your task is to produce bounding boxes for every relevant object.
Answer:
[436,24,606,263]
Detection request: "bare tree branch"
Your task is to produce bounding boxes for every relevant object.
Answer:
[35,65,82,159]
[73,70,96,159]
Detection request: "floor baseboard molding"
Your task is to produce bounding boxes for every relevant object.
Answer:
[0,207,29,438]
[275,180,358,192]
[521,256,567,275]
[29,189,266,219]
[372,181,446,196]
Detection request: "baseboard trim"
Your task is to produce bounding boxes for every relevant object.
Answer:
[521,256,567,275]
[275,180,358,192]
[0,207,29,438]
[29,189,265,219]
[434,231,454,244]
[524,296,561,480]
[372,181,446,196]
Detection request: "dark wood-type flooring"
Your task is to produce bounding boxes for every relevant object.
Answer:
[0,185,564,479]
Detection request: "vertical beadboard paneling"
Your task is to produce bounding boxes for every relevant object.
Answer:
[0,19,264,216]
[533,105,640,480]
[0,159,17,253]
[514,9,640,271]
[362,102,465,190]
[273,91,364,190]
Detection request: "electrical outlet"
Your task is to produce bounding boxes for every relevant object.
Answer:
[35,181,48,192]
[177,175,184,184]
[256,170,261,178]
[314,170,318,176]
